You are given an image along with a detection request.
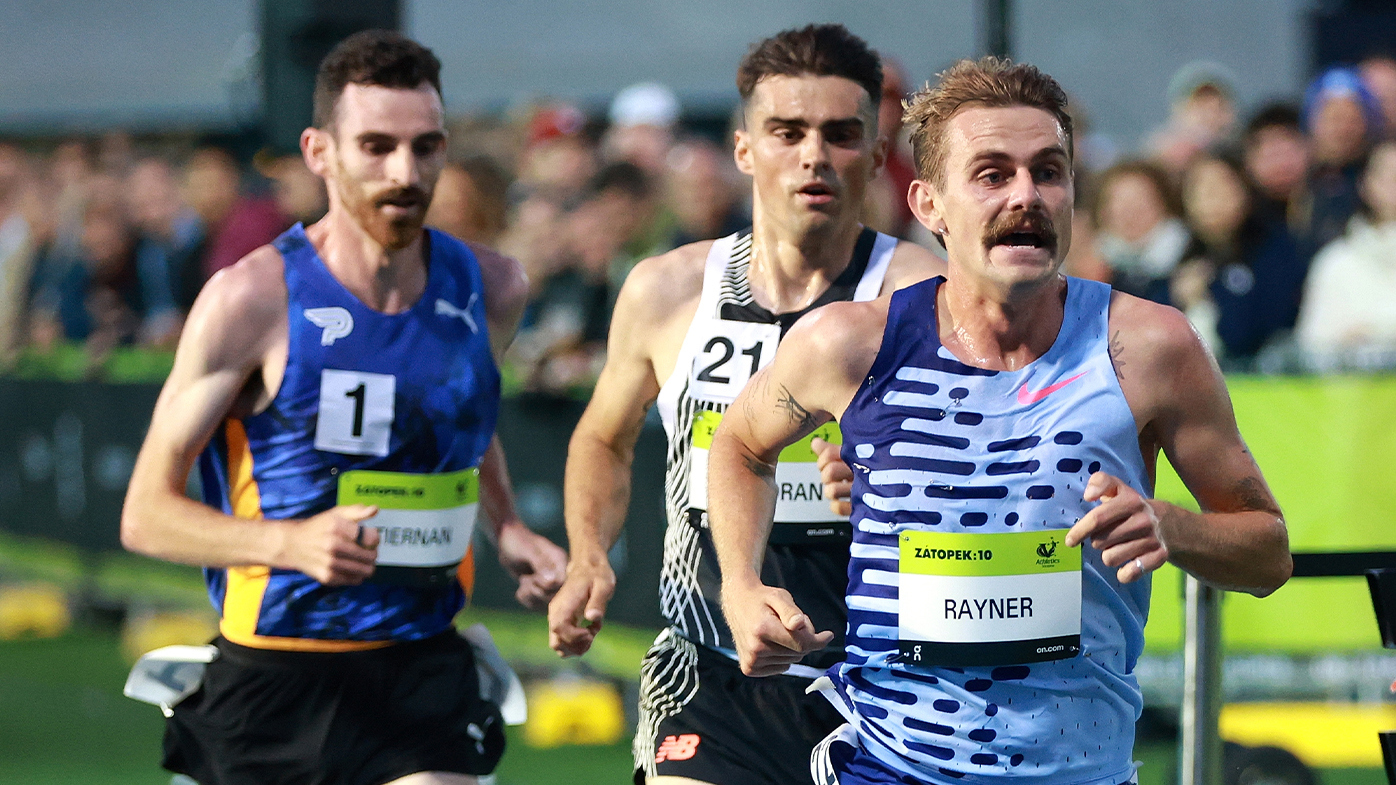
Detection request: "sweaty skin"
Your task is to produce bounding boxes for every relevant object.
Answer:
[707,104,1291,678]
[121,82,564,608]
[546,74,947,663]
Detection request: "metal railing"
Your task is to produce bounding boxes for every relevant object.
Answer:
[1178,552,1396,785]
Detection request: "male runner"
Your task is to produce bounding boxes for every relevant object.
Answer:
[546,24,944,785]
[121,31,565,785]
[707,57,1292,785]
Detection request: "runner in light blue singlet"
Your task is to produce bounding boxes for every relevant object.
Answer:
[820,275,1149,785]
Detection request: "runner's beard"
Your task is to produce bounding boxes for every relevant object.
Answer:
[351,185,431,251]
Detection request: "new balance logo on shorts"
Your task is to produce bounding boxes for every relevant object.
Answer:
[655,733,701,762]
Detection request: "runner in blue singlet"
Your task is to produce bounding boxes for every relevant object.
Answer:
[121,30,565,785]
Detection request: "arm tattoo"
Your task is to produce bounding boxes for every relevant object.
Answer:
[776,384,819,433]
[742,454,776,479]
[1233,476,1278,513]
[742,371,772,430]
[1108,330,1126,381]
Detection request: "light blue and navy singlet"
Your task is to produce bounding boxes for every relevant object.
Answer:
[197,224,498,651]
[824,276,1151,785]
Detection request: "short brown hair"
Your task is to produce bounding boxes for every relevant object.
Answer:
[1091,159,1181,226]
[904,57,1072,186]
[736,24,882,108]
[313,30,442,129]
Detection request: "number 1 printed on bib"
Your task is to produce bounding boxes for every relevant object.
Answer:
[315,369,395,456]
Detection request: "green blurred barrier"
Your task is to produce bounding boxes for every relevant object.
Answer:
[1149,375,1396,653]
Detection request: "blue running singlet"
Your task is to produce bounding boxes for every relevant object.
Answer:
[823,276,1151,785]
[197,224,499,651]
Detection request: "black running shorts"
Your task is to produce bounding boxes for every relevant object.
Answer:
[634,629,845,785]
[163,632,505,785]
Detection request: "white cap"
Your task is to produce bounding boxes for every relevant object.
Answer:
[609,82,680,128]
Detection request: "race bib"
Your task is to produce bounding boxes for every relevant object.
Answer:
[898,529,1081,666]
[315,369,395,457]
[338,467,479,585]
[689,410,848,541]
[687,321,781,402]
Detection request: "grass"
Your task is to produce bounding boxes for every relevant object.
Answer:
[0,627,1391,785]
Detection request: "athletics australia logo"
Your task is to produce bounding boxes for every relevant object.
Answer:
[304,307,353,346]
[435,294,480,334]
[1036,538,1060,566]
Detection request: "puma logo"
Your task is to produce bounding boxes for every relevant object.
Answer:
[435,295,479,334]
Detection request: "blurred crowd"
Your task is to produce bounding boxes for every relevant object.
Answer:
[5,53,1396,390]
[1070,54,1396,372]
[0,134,325,367]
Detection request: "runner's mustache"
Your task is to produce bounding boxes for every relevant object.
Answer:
[984,212,1057,246]
[374,187,428,208]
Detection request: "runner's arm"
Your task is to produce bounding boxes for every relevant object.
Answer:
[1067,303,1291,596]
[475,243,568,609]
[708,303,874,675]
[120,249,382,585]
[808,238,945,516]
[547,261,668,656]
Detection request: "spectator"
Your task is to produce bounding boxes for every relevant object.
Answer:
[29,175,143,357]
[1148,61,1239,175]
[1062,178,1111,283]
[509,162,654,396]
[1172,150,1307,363]
[1092,160,1190,303]
[1302,67,1381,252]
[515,102,595,202]
[662,137,746,248]
[125,157,201,347]
[426,155,511,247]
[0,142,37,364]
[1242,104,1311,231]
[862,57,917,238]
[1360,55,1396,140]
[504,104,597,293]
[184,147,289,287]
[603,82,679,177]
[262,153,327,227]
[1296,140,1396,357]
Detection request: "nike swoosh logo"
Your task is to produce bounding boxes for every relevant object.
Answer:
[1017,371,1088,405]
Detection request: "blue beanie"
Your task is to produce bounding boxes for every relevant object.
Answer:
[1303,66,1382,137]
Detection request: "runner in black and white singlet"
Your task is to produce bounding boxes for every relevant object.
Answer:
[548,25,944,785]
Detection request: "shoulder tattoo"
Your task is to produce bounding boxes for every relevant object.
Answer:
[1108,330,1126,381]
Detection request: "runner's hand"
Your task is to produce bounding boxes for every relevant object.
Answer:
[496,520,566,610]
[1066,472,1169,583]
[812,437,852,517]
[548,558,616,657]
[280,504,380,586]
[721,578,834,677]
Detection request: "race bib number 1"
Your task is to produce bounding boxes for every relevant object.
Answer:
[898,529,1082,666]
[315,369,395,457]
